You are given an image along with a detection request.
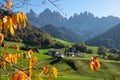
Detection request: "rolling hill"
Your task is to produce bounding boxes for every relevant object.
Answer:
[4,23,73,48]
[40,24,84,42]
[4,23,54,47]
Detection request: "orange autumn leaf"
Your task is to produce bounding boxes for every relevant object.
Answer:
[11,15,17,29]
[23,21,27,28]
[6,1,12,9]
[11,44,19,50]
[3,16,9,33]
[3,53,7,58]
[12,72,19,80]
[26,76,31,80]
[3,62,7,69]
[14,53,18,60]
[0,18,2,30]
[3,16,15,35]
[3,53,8,69]
[17,46,20,51]
[28,69,34,78]
[90,61,97,71]
[90,56,100,71]
[11,15,17,26]
[0,59,2,64]
[3,53,15,67]
[52,66,58,78]
[5,53,13,67]
[42,65,50,75]
[21,12,28,27]
[28,49,34,58]
[17,72,26,80]
[18,71,29,80]
[3,16,8,23]
[29,49,34,55]
[10,24,14,36]
[12,53,18,64]
[4,43,7,49]
[0,33,4,44]
[16,13,23,25]
[30,57,38,67]
[9,18,14,36]
[12,70,30,80]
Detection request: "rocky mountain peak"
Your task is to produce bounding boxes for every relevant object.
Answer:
[27,8,120,41]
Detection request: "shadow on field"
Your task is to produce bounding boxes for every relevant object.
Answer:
[49,57,77,70]
[64,60,78,70]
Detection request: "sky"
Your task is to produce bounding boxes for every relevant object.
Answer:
[14,0,120,18]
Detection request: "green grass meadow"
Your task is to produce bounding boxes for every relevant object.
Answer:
[0,41,120,80]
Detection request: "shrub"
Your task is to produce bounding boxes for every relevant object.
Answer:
[98,46,107,56]
[108,48,119,54]
[72,43,87,52]
[53,42,66,49]
[107,54,120,61]
[86,49,94,54]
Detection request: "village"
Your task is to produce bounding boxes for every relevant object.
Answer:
[48,49,84,58]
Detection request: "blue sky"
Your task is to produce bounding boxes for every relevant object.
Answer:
[14,0,120,18]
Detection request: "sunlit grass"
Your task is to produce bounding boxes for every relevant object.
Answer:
[0,41,120,80]
[4,41,25,47]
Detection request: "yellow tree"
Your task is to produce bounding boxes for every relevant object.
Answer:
[0,0,28,79]
[0,0,60,80]
[0,0,28,44]
[0,0,63,44]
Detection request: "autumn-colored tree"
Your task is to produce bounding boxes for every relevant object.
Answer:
[0,1,27,44]
[0,0,60,80]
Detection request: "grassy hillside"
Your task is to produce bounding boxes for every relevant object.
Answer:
[52,59,120,80]
[53,38,73,46]
[2,58,120,80]
[3,41,25,47]
[0,41,120,80]
[87,45,98,52]
[4,23,59,48]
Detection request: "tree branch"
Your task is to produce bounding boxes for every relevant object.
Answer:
[0,58,23,71]
[48,0,65,15]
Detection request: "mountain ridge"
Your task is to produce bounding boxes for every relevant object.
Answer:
[27,8,120,41]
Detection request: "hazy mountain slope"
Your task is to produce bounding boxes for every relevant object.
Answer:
[40,24,84,42]
[67,12,120,39]
[85,23,120,49]
[27,8,120,40]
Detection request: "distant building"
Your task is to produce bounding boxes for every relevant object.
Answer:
[65,51,84,57]
[48,50,64,58]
